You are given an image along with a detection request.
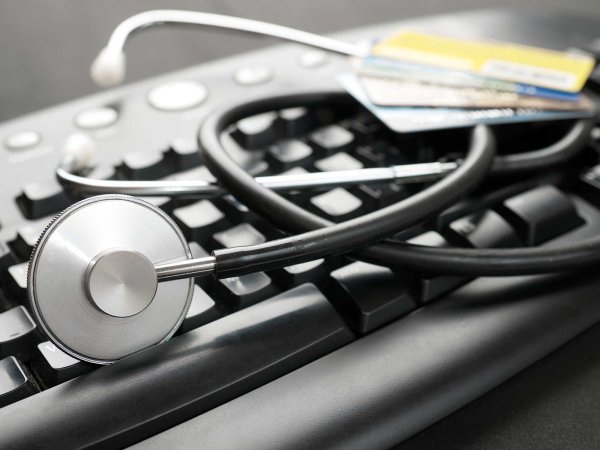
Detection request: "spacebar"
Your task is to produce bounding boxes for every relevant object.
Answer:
[134,269,600,449]
[0,283,354,449]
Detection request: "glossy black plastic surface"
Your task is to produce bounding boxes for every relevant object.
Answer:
[0,284,353,448]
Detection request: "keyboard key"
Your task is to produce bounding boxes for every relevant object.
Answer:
[404,231,468,303]
[496,186,584,246]
[353,182,408,209]
[173,201,228,245]
[12,218,48,259]
[5,263,28,304]
[354,141,404,167]
[444,209,522,248]
[354,144,386,166]
[314,152,363,172]
[588,65,600,91]
[309,124,354,156]
[212,272,278,311]
[165,138,202,172]
[145,196,173,213]
[0,293,11,312]
[189,241,210,259]
[281,165,309,176]
[577,39,600,59]
[577,164,600,207]
[167,165,216,183]
[267,139,313,170]
[326,261,416,333]
[188,242,211,289]
[16,181,71,220]
[0,241,17,281]
[0,306,37,361]
[32,341,92,387]
[120,150,172,180]
[85,164,116,180]
[210,223,266,250]
[0,357,38,408]
[232,112,280,149]
[269,259,327,289]
[277,107,315,136]
[310,188,362,220]
[211,200,279,241]
[280,166,312,203]
[312,105,340,126]
[178,285,221,334]
[346,114,386,144]
[213,196,258,225]
[221,134,270,176]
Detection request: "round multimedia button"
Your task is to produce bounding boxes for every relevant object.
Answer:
[148,80,207,111]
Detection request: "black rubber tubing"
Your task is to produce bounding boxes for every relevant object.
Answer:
[491,117,593,174]
[201,91,495,277]
[199,90,597,277]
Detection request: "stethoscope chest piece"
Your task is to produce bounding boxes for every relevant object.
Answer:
[28,195,193,364]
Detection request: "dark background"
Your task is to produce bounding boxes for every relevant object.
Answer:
[2,1,600,448]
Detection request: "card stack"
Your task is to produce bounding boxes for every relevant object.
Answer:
[339,31,597,133]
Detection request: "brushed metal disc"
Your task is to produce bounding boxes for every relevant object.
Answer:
[28,195,193,364]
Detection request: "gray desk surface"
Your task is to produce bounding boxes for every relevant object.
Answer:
[2,2,600,448]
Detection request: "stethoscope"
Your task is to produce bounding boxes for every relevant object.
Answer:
[28,10,598,365]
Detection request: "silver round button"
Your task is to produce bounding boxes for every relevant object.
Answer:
[5,130,41,150]
[75,107,118,129]
[148,80,208,111]
[85,249,158,318]
[233,65,273,86]
[298,50,330,68]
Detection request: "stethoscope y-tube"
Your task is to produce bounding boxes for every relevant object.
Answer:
[27,10,599,364]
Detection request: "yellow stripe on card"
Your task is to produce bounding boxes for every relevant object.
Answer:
[371,31,595,92]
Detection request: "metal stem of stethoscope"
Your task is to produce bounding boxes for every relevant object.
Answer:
[57,162,458,197]
[155,256,217,281]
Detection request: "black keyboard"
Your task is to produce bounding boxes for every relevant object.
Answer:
[2,8,600,449]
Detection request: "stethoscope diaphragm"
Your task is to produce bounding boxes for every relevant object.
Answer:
[28,195,193,364]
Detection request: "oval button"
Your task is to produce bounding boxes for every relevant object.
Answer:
[148,81,208,111]
[298,50,330,68]
[5,130,41,150]
[233,65,273,86]
[75,107,118,129]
